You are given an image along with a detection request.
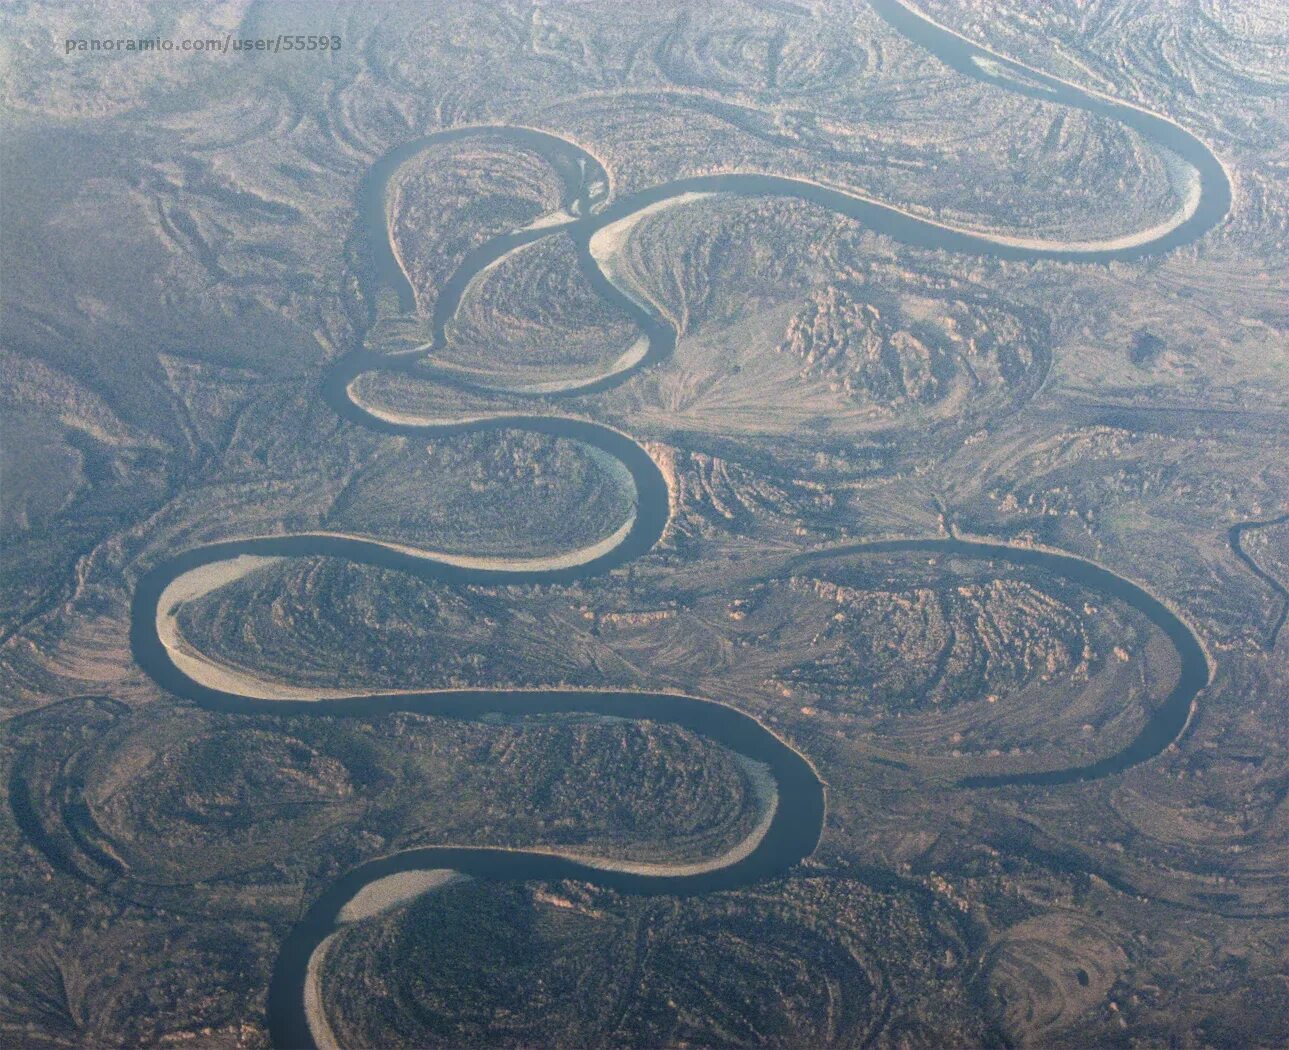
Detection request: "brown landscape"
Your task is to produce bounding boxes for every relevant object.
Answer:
[2,1,1287,1048]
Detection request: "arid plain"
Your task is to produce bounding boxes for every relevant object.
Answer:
[2,1,1288,1047]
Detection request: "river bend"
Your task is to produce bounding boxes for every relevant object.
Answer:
[126,2,1226,1045]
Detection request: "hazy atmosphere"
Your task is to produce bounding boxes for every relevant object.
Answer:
[1,1,1287,1047]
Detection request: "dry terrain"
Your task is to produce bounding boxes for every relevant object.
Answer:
[2,1,1286,1048]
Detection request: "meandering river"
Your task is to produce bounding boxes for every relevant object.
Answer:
[127,1,1227,1045]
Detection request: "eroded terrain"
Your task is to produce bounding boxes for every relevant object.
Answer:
[2,0,1287,1048]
